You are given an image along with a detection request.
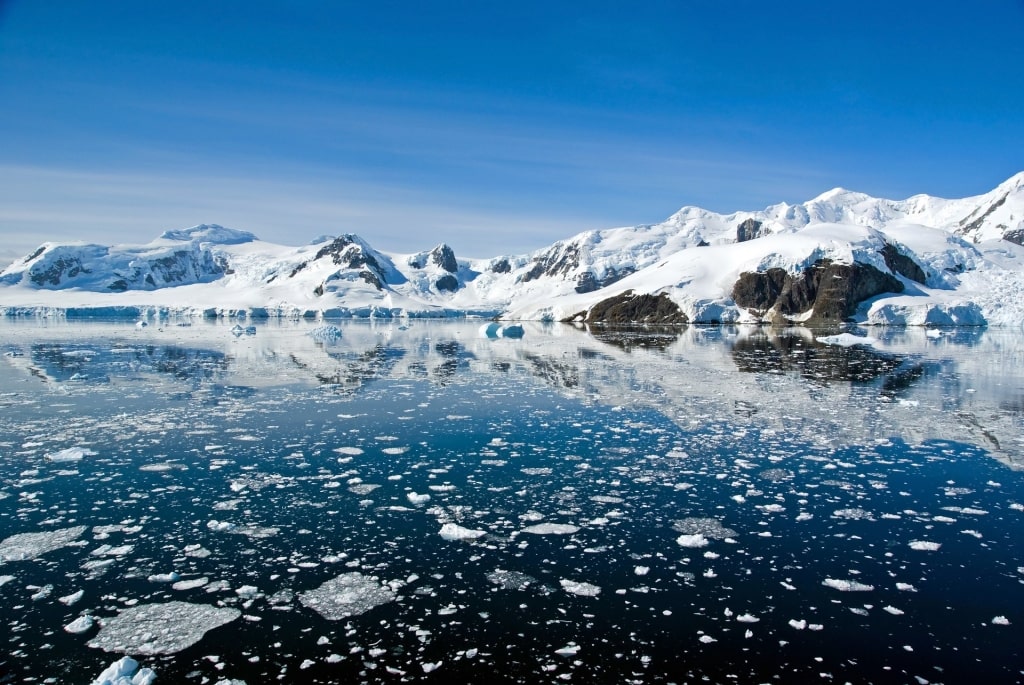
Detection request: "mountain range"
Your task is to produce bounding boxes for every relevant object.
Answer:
[2,172,1023,327]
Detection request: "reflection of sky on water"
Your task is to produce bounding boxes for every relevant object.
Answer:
[0,320,1022,683]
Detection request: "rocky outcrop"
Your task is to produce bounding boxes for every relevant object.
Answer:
[732,259,904,324]
[574,266,635,294]
[574,292,688,325]
[1003,227,1024,246]
[30,255,91,287]
[880,243,926,284]
[736,218,768,243]
[520,242,581,283]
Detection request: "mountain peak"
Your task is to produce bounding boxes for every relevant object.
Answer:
[159,224,257,245]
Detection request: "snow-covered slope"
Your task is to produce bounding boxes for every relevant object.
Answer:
[2,173,1024,326]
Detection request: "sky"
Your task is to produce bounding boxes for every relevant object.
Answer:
[1,0,1023,263]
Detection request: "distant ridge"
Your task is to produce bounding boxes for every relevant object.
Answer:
[2,173,1023,327]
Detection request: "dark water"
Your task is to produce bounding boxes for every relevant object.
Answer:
[1,320,1022,684]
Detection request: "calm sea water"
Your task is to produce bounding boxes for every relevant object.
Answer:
[1,319,1022,684]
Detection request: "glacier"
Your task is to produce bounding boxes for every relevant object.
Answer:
[2,173,1023,326]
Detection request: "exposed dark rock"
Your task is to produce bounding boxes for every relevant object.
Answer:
[574,266,636,294]
[289,261,308,278]
[880,243,926,284]
[578,291,688,325]
[732,259,904,324]
[520,243,581,283]
[29,256,91,286]
[434,274,459,292]
[24,246,46,263]
[958,191,1008,241]
[359,270,384,290]
[736,218,767,243]
[429,244,458,273]
[315,235,383,274]
[490,258,511,274]
[107,279,128,292]
[1003,227,1024,246]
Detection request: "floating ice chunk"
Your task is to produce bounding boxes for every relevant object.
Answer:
[479,322,502,338]
[521,523,579,535]
[310,325,343,343]
[172,577,209,591]
[555,644,580,656]
[992,616,1010,625]
[88,601,241,655]
[908,540,942,551]
[0,525,87,562]
[405,491,430,505]
[698,635,716,643]
[560,579,601,597]
[89,656,156,685]
[333,446,364,456]
[299,572,396,619]
[439,523,486,541]
[59,589,85,605]
[64,614,95,634]
[832,508,874,521]
[45,447,96,462]
[422,661,443,673]
[736,613,760,623]
[816,333,877,347]
[0,575,14,588]
[788,619,807,630]
[672,518,736,540]
[634,566,650,576]
[486,569,536,590]
[207,520,236,533]
[883,606,904,615]
[148,572,181,583]
[822,578,874,592]
[676,534,710,548]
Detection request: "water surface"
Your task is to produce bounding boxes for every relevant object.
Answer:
[1,320,1022,684]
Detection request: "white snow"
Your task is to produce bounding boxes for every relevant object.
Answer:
[908,540,942,551]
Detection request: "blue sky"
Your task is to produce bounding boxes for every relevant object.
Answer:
[1,1,1022,262]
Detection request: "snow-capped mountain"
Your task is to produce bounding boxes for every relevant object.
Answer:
[2,173,1024,326]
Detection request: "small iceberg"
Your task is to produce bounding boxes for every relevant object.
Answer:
[310,325,343,343]
[479,322,525,339]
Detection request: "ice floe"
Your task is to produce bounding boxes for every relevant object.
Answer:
[45,446,97,462]
[439,523,487,540]
[88,601,241,654]
[298,572,397,619]
[560,579,601,597]
[0,525,87,562]
[822,578,875,592]
[520,523,579,535]
[908,540,942,551]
